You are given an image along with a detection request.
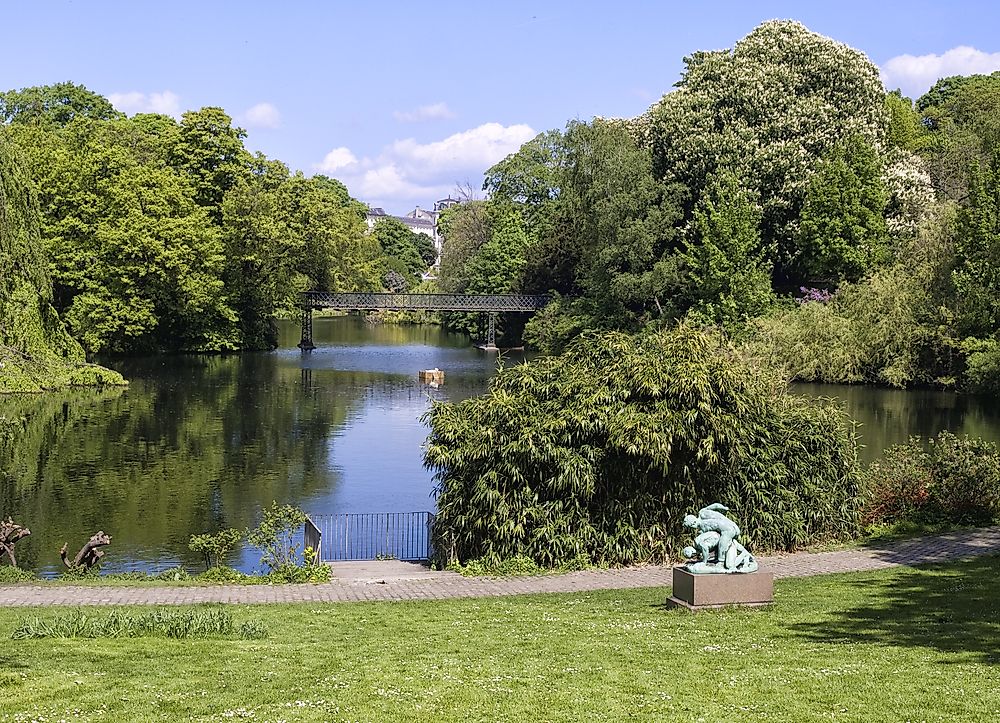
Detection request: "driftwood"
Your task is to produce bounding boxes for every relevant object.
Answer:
[60,531,111,570]
[1,517,31,568]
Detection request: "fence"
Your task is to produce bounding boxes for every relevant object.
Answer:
[305,512,434,562]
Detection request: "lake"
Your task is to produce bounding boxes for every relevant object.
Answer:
[2,317,999,574]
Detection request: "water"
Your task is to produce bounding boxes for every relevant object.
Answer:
[2,319,1000,574]
[0,317,521,574]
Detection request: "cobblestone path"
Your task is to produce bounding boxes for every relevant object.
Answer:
[1,526,997,607]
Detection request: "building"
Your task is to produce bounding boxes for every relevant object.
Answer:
[365,196,462,264]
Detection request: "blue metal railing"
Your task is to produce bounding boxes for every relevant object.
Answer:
[305,512,434,562]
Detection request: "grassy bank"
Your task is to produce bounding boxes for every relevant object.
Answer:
[0,557,998,722]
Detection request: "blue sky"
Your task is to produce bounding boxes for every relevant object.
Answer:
[4,1,999,213]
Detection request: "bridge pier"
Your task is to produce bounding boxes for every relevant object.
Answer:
[297,306,315,351]
[482,312,498,351]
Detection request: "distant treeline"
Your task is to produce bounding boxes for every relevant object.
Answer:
[0,83,434,354]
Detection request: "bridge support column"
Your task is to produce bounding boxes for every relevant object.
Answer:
[298,306,315,351]
[484,312,498,351]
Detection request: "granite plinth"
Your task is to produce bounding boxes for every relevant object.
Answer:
[666,566,773,611]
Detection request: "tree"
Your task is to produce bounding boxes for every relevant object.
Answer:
[953,152,1000,338]
[438,201,493,293]
[796,136,890,282]
[0,82,120,126]
[170,107,252,221]
[371,217,427,283]
[0,132,123,391]
[678,170,773,326]
[917,72,1000,202]
[649,20,891,283]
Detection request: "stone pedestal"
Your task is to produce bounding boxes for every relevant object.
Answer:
[666,567,773,611]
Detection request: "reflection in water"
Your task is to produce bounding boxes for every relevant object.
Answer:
[3,318,999,574]
[793,383,1000,463]
[1,317,516,574]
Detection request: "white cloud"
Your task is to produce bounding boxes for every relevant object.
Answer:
[882,46,1000,97]
[316,146,359,173]
[314,122,536,211]
[108,90,182,117]
[393,102,456,123]
[240,101,281,129]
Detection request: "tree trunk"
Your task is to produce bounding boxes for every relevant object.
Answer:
[60,531,111,570]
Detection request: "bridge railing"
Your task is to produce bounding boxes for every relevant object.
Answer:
[305,511,435,562]
[300,291,549,312]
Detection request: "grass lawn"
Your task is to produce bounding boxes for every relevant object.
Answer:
[1,557,998,722]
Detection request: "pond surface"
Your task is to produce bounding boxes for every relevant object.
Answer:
[2,319,1000,574]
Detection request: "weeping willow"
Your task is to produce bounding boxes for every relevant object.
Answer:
[0,133,124,392]
[424,324,861,567]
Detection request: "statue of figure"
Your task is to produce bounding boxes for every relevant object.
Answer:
[681,503,758,574]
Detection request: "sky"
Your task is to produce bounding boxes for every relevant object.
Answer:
[3,1,1000,215]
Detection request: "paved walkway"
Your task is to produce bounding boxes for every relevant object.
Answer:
[1,527,997,607]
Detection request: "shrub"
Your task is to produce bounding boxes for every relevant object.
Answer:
[246,502,307,572]
[862,432,1000,527]
[189,528,243,570]
[0,565,37,583]
[424,324,862,568]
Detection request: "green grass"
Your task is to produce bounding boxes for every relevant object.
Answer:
[0,557,998,722]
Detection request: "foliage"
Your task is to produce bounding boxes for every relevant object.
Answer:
[189,528,243,570]
[0,133,124,391]
[425,325,861,568]
[0,81,120,126]
[952,152,1000,339]
[11,608,268,640]
[678,170,773,326]
[649,20,890,280]
[2,84,383,355]
[371,217,428,283]
[862,432,1000,527]
[796,136,889,281]
[917,71,1000,200]
[246,501,308,572]
[0,565,36,583]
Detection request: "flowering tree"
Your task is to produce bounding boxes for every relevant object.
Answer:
[648,20,891,280]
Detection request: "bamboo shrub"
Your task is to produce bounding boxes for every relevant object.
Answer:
[424,324,862,567]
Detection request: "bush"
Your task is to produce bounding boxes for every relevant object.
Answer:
[424,324,862,568]
[189,528,243,570]
[862,432,1000,527]
[246,502,307,573]
[0,565,37,583]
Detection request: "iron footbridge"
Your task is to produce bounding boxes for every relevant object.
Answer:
[297,292,549,349]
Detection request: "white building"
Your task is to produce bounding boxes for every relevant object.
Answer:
[365,196,462,264]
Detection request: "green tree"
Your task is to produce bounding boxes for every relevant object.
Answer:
[371,217,427,283]
[0,132,123,391]
[679,170,773,326]
[953,153,1000,338]
[0,82,120,127]
[796,136,889,282]
[649,20,891,282]
[170,107,252,221]
[438,201,493,293]
[885,91,931,153]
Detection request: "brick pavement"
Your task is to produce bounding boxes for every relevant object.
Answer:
[1,526,997,607]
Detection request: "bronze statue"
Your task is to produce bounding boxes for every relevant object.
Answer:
[682,503,758,574]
